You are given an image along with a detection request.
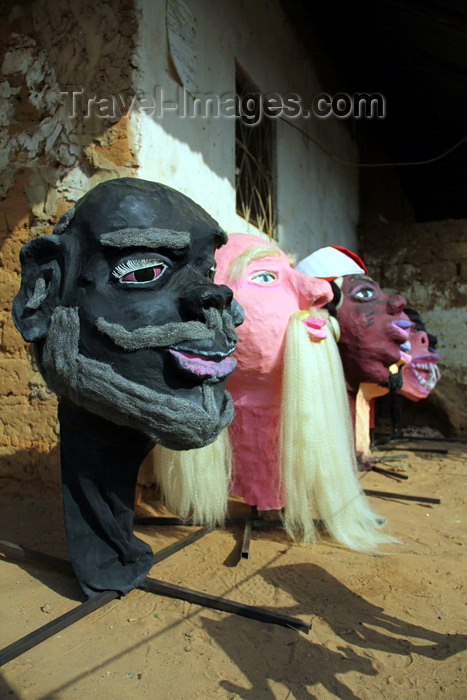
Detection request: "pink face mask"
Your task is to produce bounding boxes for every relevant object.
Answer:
[214,233,332,511]
[400,327,441,400]
[215,234,332,378]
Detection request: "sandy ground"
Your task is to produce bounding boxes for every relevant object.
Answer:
[0,438,466,700]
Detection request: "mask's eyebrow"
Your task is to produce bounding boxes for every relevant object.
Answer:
[348,274,376,283]
[100,228,191,250]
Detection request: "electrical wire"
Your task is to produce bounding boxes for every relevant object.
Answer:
[280,115,467,168]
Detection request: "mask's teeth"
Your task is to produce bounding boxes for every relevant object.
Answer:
[426,363,441,389]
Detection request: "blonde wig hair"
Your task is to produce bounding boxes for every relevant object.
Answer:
[279,307,395,550]
[147,429,231,529]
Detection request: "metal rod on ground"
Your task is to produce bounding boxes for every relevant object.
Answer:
[0,539,73,573]
[140,577,311,633]
[375,436,456,448]
[0,534,210,571]
[1,534,310,654]
[241,520,252,560]
[378,436,457,444]
[152,527,210,565]
[135,516,286,528]
[0,590,118,667]
[135,516,195,526]
[386,447,448,455]
[372,455,409,462]
[243,518,284,528]
[371,465,409,480]
[364,489,441,504]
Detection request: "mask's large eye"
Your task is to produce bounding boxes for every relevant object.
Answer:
[112,259,167,284]
[353,286,375,300]
[249,270,277,284]
[207,263,216,281]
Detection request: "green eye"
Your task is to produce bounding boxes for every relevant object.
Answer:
[250,271,277,284]
[354,287,375,299]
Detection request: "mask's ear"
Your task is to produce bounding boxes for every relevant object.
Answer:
[12,234,64,342]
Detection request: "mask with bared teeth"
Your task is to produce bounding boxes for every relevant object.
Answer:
[399,307,441,400]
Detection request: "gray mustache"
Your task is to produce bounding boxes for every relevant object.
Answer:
[96,318,214,351]
[40,306,233,449]
[96,307,237,351]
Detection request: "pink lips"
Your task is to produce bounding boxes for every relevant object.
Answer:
[302,316,328,340]
[169,348,237,379]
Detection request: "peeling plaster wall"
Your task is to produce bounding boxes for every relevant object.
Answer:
[134,0,359,258]
[0,0,138,488]
[360,219,467,436]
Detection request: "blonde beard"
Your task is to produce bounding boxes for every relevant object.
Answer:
[279,308,396,550]
[139,428,231,529]
[141,308,396,552]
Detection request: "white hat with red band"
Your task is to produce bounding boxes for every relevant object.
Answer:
[296,245,368,281]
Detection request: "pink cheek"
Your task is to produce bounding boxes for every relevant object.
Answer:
[237,284,291,315]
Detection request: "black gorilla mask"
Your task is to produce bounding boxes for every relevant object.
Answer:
[13,178,243,450]
[12,178,244,598]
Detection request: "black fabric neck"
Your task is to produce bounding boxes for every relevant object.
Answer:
[58,399,155,598]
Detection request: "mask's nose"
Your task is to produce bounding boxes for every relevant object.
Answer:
[387,293,407,315]
[179,282,233,321]
[231,298,245,327]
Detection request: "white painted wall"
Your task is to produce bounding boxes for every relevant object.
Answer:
[133,0,359,259]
